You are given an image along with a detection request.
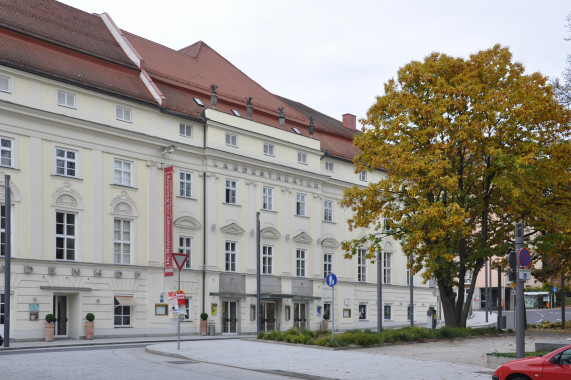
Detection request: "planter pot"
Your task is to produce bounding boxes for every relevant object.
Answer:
[200,320,208,336]
[323,320,329,330]
[45,322,55,342]
[85,321,94,340]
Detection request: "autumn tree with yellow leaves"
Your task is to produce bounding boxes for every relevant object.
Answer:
[341,45,571,328]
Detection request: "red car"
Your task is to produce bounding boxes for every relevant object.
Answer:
[492,344,571,380]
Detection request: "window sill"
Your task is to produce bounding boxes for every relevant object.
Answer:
[0,165,19,172]
[111,184,138,190]
[294,214,309,219]
[322,220,336,224]
[261,209,277,213]
[52,174,82,181]
[222,202,241,207]
[177,195,197,201]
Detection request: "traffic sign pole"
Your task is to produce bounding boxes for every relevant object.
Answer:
[326,274,337,341]
[515,223,525,359]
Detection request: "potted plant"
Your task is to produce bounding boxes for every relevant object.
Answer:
[323,313,330,330]
[45,313,56,342]
[200,312,208,336]
[85,313,95,340]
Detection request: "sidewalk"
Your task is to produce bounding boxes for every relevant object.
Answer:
[0,310,496,351]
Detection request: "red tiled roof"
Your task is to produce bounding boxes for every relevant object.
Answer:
[124,34,308,121]
[0,0,137,69]
[0,29,156,104]
[0,0,359,161]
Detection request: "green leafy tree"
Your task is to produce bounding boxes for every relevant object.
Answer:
[342,45,570,327]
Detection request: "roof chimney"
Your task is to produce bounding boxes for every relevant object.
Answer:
[342,113,357,131]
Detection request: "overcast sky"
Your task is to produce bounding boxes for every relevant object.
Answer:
[60,0,570,123]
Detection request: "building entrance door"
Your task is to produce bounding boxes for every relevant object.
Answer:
[222,301,238,334]
[53,295,68,337]
[294,302,307,328]
[261,302,276,332]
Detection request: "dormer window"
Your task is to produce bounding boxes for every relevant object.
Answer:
[298,152,307,165]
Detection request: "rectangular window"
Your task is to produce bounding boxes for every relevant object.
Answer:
[114,159,132,186]
[57,90,76,109]
[323,200,333,222]
[325,161,334,172]
[262,245,273,275]
[0,205,6,257]
[297,152,307,164]
[263,143,274,156]
[359,171,367,182]
[178,236,192,269]
[179,123,193,138]
[116,105,132,122]
[296,193,306,216]
[55,148,77,177]
[357,249,367,282]
[383,252,392,284]
[384,304,392,320]
[225,133,237,147]
[56,212,75,261]
[323,253,332,279]
[296,249,306,277]
[0,137,13,167]
[114,219,131,264]
[114,296,131,326]
[359,304,367,320]
[225,179,237,204]
[225,241,236,272]
[262,186,274,211]
[184,298,191,320]
[0,75,10,93]
[179,171,192,198]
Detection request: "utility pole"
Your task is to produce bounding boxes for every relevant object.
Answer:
[377,251,382,332]
[485,258,489,323]
[256,212,261,335]
[562,273,566,328]
[515,223,525,359]
[497,265,502,329]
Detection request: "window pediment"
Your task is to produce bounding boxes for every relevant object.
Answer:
[220,222,245,235]
[174,216,202,231]
[321,238,339,248]
[292,232,312,244]
[260,227,281,240]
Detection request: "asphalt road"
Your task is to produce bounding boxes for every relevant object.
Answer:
[502,308,571,329]
[0,344,291,380]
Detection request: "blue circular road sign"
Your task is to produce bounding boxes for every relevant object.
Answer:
[326,273,337,287]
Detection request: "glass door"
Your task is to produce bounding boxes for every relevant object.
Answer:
[222,301,238,334]
[261,302,276,332]
[294,302,306,328]
[53,295,68,337]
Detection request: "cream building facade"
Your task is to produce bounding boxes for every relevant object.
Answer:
[0,0,437,341]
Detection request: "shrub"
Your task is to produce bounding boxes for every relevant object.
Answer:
[45,313,56,323]
[85,313,95,322]
[200,312,208,320]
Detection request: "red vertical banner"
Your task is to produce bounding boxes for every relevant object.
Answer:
[164,166,174,277]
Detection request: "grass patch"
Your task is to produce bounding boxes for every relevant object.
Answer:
[258,326,505,347]
[527,321,571,331]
